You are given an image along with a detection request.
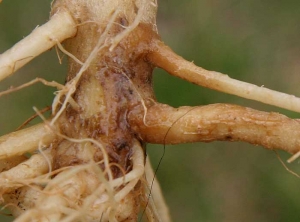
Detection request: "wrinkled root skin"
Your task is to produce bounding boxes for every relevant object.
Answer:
[129,103,300,154]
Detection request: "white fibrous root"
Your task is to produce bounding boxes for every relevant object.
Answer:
[0,10,76,81]
[149,42,300,113]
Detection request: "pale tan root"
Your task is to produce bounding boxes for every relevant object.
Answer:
[148,41,300,113]
[0,10,77,81]
[0,123,57,159]
[288,151,300,163]
[0,150,53,193]
[143,157,171,222]
[79,141,145,221]
[0,151,53,216]
[130,103,300,154]
[50,135,113,181]
[0,155,27,172]
[3,186,42,217]
[12,194,68,222]
[109,142,145,187]
[10,165,101,222]
[10,141,145,221]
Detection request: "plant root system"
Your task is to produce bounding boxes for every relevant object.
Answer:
[1,0,300,221]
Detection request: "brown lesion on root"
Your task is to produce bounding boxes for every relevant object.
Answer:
[52,22,159,178]
[128,102,300,154]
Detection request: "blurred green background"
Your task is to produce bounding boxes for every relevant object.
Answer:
[1,1,300,221]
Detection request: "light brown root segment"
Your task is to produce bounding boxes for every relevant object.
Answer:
[148,41,300,113]
[129,103,300,154]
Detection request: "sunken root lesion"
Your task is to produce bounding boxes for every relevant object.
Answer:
[1,0,300,222]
